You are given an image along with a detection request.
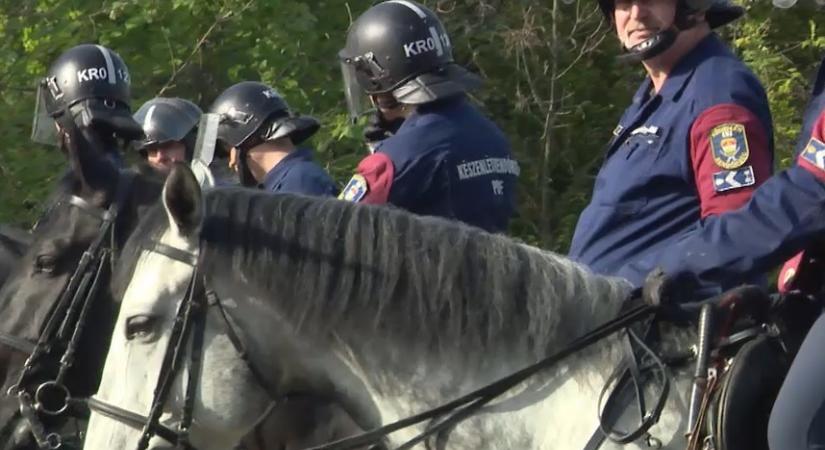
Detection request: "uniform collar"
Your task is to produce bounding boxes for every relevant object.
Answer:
[401,95,466,130]
[260,147,314,190]
[633,33,728,104]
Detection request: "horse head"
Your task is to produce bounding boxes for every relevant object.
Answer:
[0,125,163,448]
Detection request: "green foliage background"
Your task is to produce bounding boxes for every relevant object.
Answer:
[0,0,823,253]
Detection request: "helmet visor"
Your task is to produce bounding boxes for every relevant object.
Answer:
[340,58,374,123]
[31,84,58,146]
[191,113,220,168]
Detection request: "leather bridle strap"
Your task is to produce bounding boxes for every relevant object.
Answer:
[136,264,201,450]
[86,397,182,445]
[306,304,656,450]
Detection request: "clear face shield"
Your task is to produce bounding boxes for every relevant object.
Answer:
[31,82,59,146]
[190,113,220,189]
[339,54,376,123]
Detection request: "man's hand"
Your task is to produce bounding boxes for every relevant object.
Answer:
[363,111,405,148]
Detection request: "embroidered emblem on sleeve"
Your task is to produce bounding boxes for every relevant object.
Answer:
[710,123,750,169]
[338,174,369,202]
[712,165,755,192]
[800,138,825,172]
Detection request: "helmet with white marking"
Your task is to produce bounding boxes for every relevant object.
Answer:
[338,0,482,120]
[32,43,143,144]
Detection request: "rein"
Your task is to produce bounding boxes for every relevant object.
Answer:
[306,303,657,450]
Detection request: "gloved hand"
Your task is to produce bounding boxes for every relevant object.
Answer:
[363,111,405,147]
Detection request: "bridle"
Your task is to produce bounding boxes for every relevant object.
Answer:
[0,172,134,450]
[87,236,666,450]
[90,230,663,450]
[85,239,280,450]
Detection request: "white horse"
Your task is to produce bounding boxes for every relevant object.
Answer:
[84,165,694,450]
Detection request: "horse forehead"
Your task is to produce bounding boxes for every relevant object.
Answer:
[122,230,195,312]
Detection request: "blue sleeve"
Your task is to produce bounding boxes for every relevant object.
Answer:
[616,164,825,300]
[384,148,447,207]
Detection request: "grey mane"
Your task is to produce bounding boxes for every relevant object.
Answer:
[187,188,633,359]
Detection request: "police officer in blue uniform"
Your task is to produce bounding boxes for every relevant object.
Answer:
[634,54,825,450]
[337,0,519,233]
[209,81,337,196]
[132,97,202,175]
[569,0,774,294]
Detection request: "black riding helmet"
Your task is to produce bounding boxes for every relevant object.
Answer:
[597,0,745,61]
[209,81,320,186]
[32,44,143,145]
[209,81,319,152]
[338,0,482,120]
[133,97,202,160]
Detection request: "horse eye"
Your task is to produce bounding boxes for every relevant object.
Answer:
[125,315,158,340]
[33,255,57,274]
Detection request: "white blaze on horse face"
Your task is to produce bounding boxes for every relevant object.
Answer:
[83,228,197,450]
[84,225,273,450]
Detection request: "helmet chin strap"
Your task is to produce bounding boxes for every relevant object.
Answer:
[616,28,678,64]
[615,7,702,64]
[237,147,260,187]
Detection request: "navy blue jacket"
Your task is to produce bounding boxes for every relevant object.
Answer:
[569,34,774,293]
[340,96,519,233]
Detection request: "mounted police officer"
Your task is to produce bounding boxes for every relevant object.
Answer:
[209,81,337,196]
[132,97,201,175]
[337,0,519,233]
[639,51,825,450]
[32,43,144,164]
[569,0,774,294]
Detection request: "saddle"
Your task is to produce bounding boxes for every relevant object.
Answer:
[691,287,820,450]
[590,285,821,450]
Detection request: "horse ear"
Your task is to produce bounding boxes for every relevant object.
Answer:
[163,163,203,237]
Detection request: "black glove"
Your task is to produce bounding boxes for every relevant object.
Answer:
[363,111,405,145]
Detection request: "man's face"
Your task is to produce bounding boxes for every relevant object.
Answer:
[146,141,187,174]
[614,0,677,49]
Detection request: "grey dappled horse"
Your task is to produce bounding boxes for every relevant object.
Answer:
[85,165,696,450]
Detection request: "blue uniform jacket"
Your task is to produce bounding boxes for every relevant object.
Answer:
[569,34,774,293]
[627,56,825,300]
[346,95,519,233]
[260,147,338,196]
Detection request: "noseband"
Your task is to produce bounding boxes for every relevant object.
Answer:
[1,173,134,450]
[86,239,278,450]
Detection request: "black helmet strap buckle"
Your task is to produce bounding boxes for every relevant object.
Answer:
[616,0,704,64]
[348,52,387,83]
[44,76,63,101]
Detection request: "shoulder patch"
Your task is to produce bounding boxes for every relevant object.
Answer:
[338,174,369,202]
[710,123,750,169]
[800,137,825,171]
[712,165,755,192]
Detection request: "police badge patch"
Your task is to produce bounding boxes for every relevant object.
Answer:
[710,123,749,169]
[339,174,369,202]
[800,137,825,171]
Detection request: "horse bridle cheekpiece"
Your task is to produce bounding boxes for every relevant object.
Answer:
[1,174,134,450]
[86,239,277,450]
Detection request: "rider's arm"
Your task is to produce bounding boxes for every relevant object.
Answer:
[338,152,395,203]
[618,113,825,301]
[689,104,773,217]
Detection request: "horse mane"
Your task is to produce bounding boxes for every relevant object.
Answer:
[175,188,634,358]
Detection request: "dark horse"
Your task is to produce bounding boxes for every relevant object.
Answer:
[0,128,164,449]
[0,130,362,450]
[0,226,29,289]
